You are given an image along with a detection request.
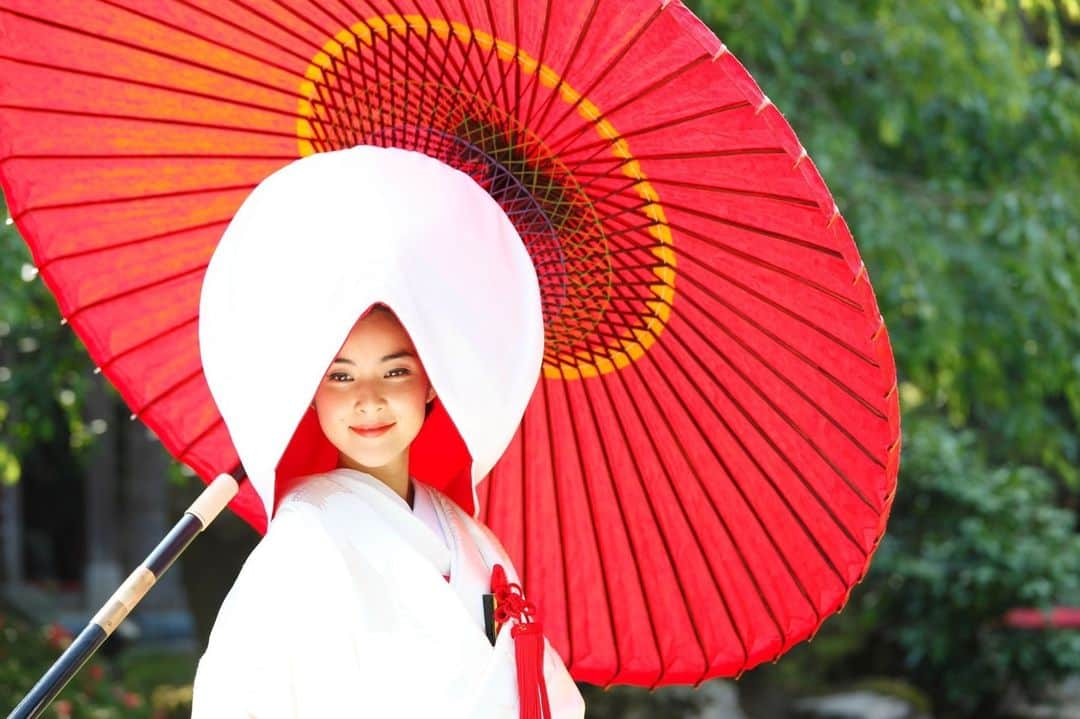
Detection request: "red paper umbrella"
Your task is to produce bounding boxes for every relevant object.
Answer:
[0,0,900,688]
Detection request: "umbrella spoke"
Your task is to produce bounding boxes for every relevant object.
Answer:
[569,146,787,169]
[578,360,715,685]
[97,314,200,373]
[546,361,640,686]
[554,101,752,161]
[547,52,713,161]
[177,413,226,460]
[0,53,301,123]
[12,182,258,223]
[0,104,299,142]
[0,5,300,99]
[537,3,666,141]
[130,366,205,420]
[66,264,207,323]
[577,255,880,549]
[521,0,555,128]
[40,218,231,270]
[521,0,600,134]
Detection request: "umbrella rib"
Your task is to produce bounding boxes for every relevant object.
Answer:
[582,362,716,686]
[11,182,258,223]
[177,414,226,460]
[570,147,786,167]
[428,0,496,113]
[480,0,515,116]
[575,170,820,210]
[521,0,600,134]
[603,331,764,675]
[522,0,555,126]
[596,280,849,590]
[542,4,667,141]
[105,0,421,122]
[547,363,630,687]
[65,264,207,323]
[419,2,474,157]
[673,273,889,470]
[586,203,867,325]
[547,52,713,161]
[569,331,794,660]
[508,0,523,122]
[1,152,295,163]
[367,0,434,153]
[673,237,878,366]
[554,101,753,160]
[540,375,600,677]
[586,277,876,548]
[340,6,398,149]
[542,243,887,424]
[96,315,200,373]
[131,366,205,420]
[582,195,862,314]
[100,0,428,146]
[676,263,891,429]
[661,318,865,569]
[426,0,501,115]
[586,268,885,515]
[0,6,301,100]
[577,369,688,688]
[0,53,303,123]
[38,218,231,270]
[606,305,877,536]
[592,193,843,259]
[0,103,302,142]
[631,214,860,314]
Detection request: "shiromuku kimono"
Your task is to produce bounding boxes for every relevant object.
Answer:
[192,146,585,717]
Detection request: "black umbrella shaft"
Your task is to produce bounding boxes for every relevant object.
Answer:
[8,623,108,719]
[6,471,241,719]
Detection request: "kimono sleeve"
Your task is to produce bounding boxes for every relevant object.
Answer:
[189,504,358,718]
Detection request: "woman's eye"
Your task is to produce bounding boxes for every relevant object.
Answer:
[386,368,410,378]
[328,372,351,382]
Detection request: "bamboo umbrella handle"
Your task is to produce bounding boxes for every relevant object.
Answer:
[6,470,242,719]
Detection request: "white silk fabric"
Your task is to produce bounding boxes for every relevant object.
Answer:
[198,144,546,523]
[191,469,585,717]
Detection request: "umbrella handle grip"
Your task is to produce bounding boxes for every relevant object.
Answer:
[6,472,240,719]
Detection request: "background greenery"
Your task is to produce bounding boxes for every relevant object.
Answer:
[2,1,1079,717]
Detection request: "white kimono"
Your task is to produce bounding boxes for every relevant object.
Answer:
[191,469,586,718]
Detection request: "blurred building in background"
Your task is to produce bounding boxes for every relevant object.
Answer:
[0,373,195,649]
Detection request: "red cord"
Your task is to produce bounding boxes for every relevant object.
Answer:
[490,563,552,719]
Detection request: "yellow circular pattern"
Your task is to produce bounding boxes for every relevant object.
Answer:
[296,14,675,381]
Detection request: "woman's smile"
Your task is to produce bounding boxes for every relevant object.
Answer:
[349,422,395,437]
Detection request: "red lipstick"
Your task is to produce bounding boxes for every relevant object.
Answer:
[349,422,394,437]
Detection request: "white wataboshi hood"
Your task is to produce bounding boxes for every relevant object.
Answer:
[198,145,545,529]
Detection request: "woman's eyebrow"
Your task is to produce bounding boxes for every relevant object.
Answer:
[332,350,416,365]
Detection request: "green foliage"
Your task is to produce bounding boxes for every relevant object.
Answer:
[845,417,1080,716]
[0,610,192,718]
[0,194,100,479]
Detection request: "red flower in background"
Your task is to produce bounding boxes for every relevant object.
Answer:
[43,623,72,651]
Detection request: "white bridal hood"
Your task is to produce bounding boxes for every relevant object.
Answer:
[198,145,546,528]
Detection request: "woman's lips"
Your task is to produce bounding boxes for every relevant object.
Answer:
[349,422,395,437]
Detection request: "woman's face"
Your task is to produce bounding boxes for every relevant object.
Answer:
[311,307,436,473]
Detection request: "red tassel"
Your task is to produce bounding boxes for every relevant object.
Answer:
[491,564,552,719]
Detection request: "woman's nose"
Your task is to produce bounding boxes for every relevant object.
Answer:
[351,384,386,412]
